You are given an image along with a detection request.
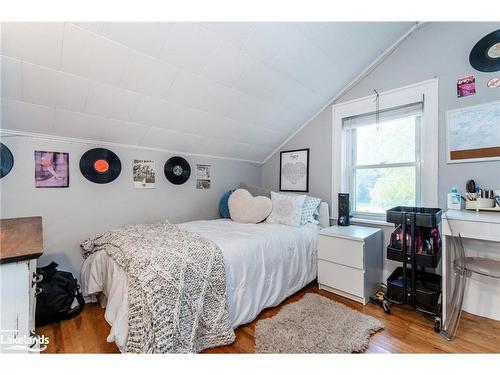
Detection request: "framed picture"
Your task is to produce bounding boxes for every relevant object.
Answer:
[446,100,500,163]
[133,159,156,189]
[456,75,476,98]
[196,164,211,189]
[34,151,69,188]
[279,148,309,192]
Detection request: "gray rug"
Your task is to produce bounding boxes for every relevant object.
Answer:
[255,293,384,353]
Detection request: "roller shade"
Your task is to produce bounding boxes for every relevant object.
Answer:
[343,102,423,130]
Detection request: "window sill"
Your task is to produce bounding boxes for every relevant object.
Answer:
[351,217,394,227]
[330,216,394,227]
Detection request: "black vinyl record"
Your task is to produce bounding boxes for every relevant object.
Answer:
[164,156,190,185]
[469,29,500,72]
[0,142,14,178]
[79,148,121,184]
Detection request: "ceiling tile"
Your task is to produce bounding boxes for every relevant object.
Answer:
[61,24,131,86]
[72,22,104,34]
[22,62,90,112]
[60,23,95,78]
[99,22,171,58]
[0,56,23,100]
[171,105,284,149]
[1,99,54,134]
[164,71,236,116]
[1,22,64,69]
[159,23,221,74]
[200,42,252,88]
[271,35,341,97]
[200,22,255,49]
[141,126,210,154]
[84,81,141,121]
[120,51,178,98]
[236,59,296,105]
[131,96,181,128]
[241,23,299,65]
[53,109,106,140]
[101,119,150,145]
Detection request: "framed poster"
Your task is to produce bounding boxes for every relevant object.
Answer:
[447,100,500,163]
[34,151,69,188]
[133,159,155,189]
[279,148,309,192]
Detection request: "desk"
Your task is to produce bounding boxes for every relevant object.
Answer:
[442,210,500,325]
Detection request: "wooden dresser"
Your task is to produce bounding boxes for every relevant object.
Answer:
[0,217,44,353]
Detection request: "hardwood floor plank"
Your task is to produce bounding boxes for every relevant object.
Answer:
[36,283,500,354]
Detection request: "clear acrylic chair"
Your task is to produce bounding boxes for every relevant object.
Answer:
[441,233,500,340]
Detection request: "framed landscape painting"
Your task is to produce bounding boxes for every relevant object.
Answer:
[279,148,309,192]
[446,100,500,163]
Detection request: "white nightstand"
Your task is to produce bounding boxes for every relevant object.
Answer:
[317,225,383,305]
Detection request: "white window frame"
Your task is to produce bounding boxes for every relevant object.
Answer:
[331,79,438,223]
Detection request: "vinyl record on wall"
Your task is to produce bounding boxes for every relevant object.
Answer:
[0,142,14,178]
[469,29,500,72]
[79,148,121,184]
[164,156,191,185]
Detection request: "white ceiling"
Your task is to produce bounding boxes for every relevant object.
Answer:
[0,22,414,162]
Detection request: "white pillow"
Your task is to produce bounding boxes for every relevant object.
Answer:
[228,189,272,224]
[266,191,306,226]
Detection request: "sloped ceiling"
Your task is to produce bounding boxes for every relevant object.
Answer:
[0,22,414,162]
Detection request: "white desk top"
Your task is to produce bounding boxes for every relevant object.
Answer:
[319,225,381,242]
[443,210,500,224]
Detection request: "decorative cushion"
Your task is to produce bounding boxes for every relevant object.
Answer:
[219,190,234,218]
[228,189,272,224]
[238,183,271,198]
[300,196,322,225]
[266,191,306,227]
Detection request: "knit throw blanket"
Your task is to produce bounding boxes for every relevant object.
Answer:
[81,222,235,353]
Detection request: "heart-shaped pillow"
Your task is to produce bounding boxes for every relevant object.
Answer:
[228,189,272,224]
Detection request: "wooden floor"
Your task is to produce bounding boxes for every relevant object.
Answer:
[37,283,500,354]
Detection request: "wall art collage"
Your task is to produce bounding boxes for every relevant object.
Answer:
[0,143,211,189]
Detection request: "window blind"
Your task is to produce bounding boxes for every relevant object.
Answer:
[342,101,423,130]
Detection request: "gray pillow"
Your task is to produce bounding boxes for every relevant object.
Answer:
[238,183,271,198]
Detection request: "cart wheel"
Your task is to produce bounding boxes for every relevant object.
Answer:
[382,299,391,314]
[434,318,441,333]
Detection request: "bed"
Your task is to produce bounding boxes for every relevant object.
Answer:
[81,202,329,352]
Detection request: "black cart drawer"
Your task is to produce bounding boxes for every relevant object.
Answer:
[386,246,441,268]
[386,206,442,228]
[386,267,441,310]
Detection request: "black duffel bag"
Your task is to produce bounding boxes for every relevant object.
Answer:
[35,261,85,327]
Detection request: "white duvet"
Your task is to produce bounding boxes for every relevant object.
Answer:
[81,219,318,352]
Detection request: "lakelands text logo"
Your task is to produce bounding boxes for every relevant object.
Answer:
[0,330,49,352]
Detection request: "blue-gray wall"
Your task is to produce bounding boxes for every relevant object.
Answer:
[0,135,261,279]
[262,22,500,210]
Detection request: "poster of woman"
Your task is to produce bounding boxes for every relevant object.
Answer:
[34,151,69,188]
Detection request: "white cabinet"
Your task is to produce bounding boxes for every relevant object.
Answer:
[317,225,382,305]
[0,217,44,353]
[0,259,39,353]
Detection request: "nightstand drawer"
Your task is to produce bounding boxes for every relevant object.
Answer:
[318,260,364,297]
[317,235,364,269]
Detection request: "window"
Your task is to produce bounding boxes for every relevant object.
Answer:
[344,103,423,219]
[332,79,438,223]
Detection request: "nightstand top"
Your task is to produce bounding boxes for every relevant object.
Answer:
[319,225,381,242]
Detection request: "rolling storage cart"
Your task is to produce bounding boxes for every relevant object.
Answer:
[383,206,443,333]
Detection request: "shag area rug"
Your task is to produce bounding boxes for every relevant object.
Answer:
[255,293,383,353]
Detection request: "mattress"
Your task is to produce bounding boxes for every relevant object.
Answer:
[81,219,319,352]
